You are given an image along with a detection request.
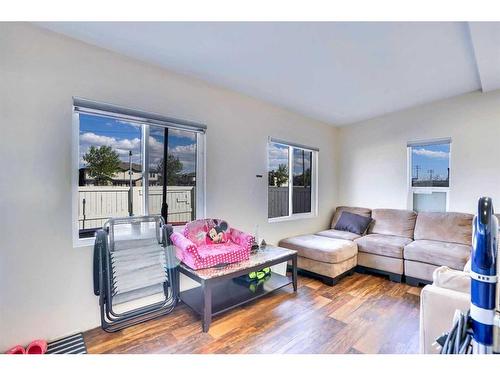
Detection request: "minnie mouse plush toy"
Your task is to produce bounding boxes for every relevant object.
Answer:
[206,219,229,244]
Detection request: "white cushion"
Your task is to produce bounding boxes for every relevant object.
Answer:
[432,266,470,295]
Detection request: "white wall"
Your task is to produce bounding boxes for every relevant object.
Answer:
[0,23,339,350]
[338,90,500,214]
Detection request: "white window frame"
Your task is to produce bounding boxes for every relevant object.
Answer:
[72,99,206,248]
[406,138,451,212]
[267,138,319,223]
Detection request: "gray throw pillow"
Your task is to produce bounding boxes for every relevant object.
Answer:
[334,211,372,235]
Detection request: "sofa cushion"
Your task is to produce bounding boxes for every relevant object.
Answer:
[334,211,372,235]
[404,260,438,282]
[414,212,473,245]
[331,206,371,229]
[278,235,357,264]
[316,229,361,241]
[369,209,417,238]
[354,234,412,259]
[403,239,471,270]
[359,252,404,274]
[294,255,357,279]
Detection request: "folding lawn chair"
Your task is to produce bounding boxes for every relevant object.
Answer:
[93,215,179,332]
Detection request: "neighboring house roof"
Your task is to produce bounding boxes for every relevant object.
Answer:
[118,162,142,173]
[79,162,142,173]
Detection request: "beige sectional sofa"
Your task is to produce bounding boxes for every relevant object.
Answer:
[279,206,473,286]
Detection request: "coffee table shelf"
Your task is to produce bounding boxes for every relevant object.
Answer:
[180,272,292,317]
[177,246,298,332]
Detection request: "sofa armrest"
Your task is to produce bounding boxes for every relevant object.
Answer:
[170,232,197,257]
[420,284,470,354]
[432,266,470,294]
[230,228,254,251]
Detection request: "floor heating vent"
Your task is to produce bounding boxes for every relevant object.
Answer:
[46,333,87,354]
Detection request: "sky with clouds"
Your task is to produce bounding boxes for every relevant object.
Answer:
[268,143,312,187]
[79,114,196,173]
[268,143,312,171]
[411,143,450,181]
[268,143,289,172]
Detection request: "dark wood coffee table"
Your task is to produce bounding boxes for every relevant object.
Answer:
[178,246,298,332]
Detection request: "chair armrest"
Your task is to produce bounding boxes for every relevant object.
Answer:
[170,232,197,254]
[463,257,471,272]
[420,284,470,354]
[432,266,470,295]
[230,228,254,250]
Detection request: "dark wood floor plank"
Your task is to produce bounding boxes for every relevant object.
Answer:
[83,273,422,354]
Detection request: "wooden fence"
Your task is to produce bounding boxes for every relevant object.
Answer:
[78,186,194,230]
[268,186,311,218]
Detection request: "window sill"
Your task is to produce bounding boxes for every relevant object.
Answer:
[74,237,95,248]
[268,213,317,223]
[411,187,450,193]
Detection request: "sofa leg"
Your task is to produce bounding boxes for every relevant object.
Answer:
[405,276,419,287]
[323,276,336,286]
[291,266,352,286]
[389,274,403,283]
[405,276,430,287]
[355,266,366,274]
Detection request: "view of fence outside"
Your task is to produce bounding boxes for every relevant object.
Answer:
[292,186,312,214]
[268,186,311,218]
[78,186,195,230]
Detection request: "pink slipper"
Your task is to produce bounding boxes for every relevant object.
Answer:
[5,345,25,354]
[26,340,47,354]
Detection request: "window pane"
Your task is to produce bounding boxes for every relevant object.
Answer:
[413,192,447,212]
[78,114,143,238]
[411,143,450,187]
[148,126,197,225]
[292,148,312,214]
[268,143,289,218]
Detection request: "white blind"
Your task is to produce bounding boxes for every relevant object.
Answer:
[269,137,319,152]
[407,137,451,147]
[73,97,206,133]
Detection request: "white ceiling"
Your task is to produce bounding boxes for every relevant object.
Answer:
[36,22,500,126]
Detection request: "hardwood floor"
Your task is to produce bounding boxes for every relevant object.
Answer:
[83,272,422,354]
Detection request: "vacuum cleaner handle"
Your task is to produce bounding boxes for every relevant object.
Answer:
[479,197,492,226]
[473,197,496,272]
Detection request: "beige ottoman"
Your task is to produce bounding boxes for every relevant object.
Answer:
[279,234,358,285]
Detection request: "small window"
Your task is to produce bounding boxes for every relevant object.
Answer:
[74,99,206,245]
[408,139,451,212]
[268,139,318,221]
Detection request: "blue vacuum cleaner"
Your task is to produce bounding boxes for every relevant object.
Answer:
[438,197,499,354]
[471,197,498,354]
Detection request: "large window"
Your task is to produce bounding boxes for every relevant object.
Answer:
[268,138,318,221]
[73,98,205,245]
[407,138,451,212]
